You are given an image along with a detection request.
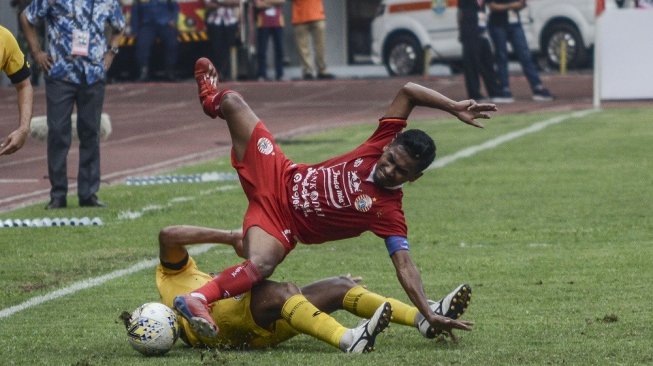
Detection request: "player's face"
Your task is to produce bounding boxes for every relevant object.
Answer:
[373,144,423,188]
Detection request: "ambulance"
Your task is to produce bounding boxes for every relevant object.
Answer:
[371,0,598,76]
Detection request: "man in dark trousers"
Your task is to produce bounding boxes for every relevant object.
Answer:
[131,0,179,81]
[458,0,505,103]
[487,0,554,101]
[21,0,125,209]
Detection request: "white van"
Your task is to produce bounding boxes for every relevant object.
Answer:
[371,0,599,76]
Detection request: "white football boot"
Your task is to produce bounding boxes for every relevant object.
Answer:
[343,302,392,353]
[417,284,472,338]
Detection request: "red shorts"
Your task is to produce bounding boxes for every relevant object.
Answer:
[231,122,296,253]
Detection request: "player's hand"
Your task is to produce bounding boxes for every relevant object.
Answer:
[0,128,29,156]
[428,313,474,342]
[452,99,497,128]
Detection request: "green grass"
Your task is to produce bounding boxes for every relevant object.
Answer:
[1,107,652,365]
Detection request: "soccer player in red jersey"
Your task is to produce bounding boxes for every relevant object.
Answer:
[174,57,496,342]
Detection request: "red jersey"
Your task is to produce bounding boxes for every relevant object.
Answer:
[286,118,408,244]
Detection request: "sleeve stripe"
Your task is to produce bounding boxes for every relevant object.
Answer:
[8,58,31,84]
[379,117,408,123]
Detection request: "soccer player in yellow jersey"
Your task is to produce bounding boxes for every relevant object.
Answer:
[153,225,472,352]
[0,24,33,156]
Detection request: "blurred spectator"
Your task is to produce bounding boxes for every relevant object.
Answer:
[10,0,45,86]
[487,0,553,101]
[131,0,179,81]
[457,0,504,102]
[637,0,653,7]
[291,0,334,80]
[204,0,242,81]
[0,24,33,157]
[255,0,286,81]
[20,0,125,209]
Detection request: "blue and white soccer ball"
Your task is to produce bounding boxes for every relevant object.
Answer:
[127,302,179,356]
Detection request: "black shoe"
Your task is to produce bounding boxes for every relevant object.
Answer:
[317,72,335,80]
[79,195,107,208]
[45,198,67,210]
[302,73,314,80]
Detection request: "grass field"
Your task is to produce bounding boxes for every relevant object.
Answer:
[0,107,651,365]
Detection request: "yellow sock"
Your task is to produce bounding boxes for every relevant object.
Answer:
[281,294,347,349]
[343,285,419,327]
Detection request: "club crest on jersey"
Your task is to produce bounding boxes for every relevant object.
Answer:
[257,137,274,155]
[354,194,373,212]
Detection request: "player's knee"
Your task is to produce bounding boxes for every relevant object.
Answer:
[276,282,301,299]
[253,260,278,279]
[220,92,246,115]
[332,275,358,292]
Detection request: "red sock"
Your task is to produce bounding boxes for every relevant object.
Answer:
[192,260,262,303]
[213,89,241,119]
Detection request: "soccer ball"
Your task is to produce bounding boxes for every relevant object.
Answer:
[127,302,179,356]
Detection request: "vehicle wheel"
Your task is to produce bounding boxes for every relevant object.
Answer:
[383,33,424,76]
[541,22,588,70]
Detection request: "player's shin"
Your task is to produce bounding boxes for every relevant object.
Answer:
[281,294,347,349]
[191,260,262,302]
[343,285,418,327]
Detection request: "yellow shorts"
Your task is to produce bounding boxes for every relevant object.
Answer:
[156,256,298,349]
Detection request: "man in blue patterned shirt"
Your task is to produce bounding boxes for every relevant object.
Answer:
[20,0,125,209]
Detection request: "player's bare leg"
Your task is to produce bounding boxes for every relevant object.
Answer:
[241,226,287,279]
[194,57,260,161]
[171,223,285,339]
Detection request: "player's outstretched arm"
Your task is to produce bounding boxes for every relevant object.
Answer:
[158,225,244,264]
[382,82,497,128]
[390,250,473,340]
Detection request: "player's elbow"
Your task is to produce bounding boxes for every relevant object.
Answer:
[401,82,419,95]
[158,226,182,246]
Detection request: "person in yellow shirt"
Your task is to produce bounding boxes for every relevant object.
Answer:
[0,25,33,156]
[291,0,334,80]
[151,224,472,352]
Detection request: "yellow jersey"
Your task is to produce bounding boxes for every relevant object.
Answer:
[156,256,297,349]
[0,25,30,84]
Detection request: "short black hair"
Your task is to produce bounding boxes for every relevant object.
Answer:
[392,129,436,172]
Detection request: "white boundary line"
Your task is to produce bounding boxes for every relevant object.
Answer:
[0,109,598,319]
[0,245,218,319]
[428,109,598,170]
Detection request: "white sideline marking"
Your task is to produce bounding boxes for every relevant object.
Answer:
[428,109,597,170]
[116,186,237,221]
[0,244,218,319]
[0,179,40,183]
[0,110,598,319]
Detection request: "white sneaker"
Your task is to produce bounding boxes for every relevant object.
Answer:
[417,284,472,338]
[491,96,515,104]
[345,302,392,353]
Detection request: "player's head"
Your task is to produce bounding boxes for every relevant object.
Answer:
[373,129,436,188]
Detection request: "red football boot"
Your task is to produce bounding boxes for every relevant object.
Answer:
[194,57,220,118]
[173,294,219,338]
